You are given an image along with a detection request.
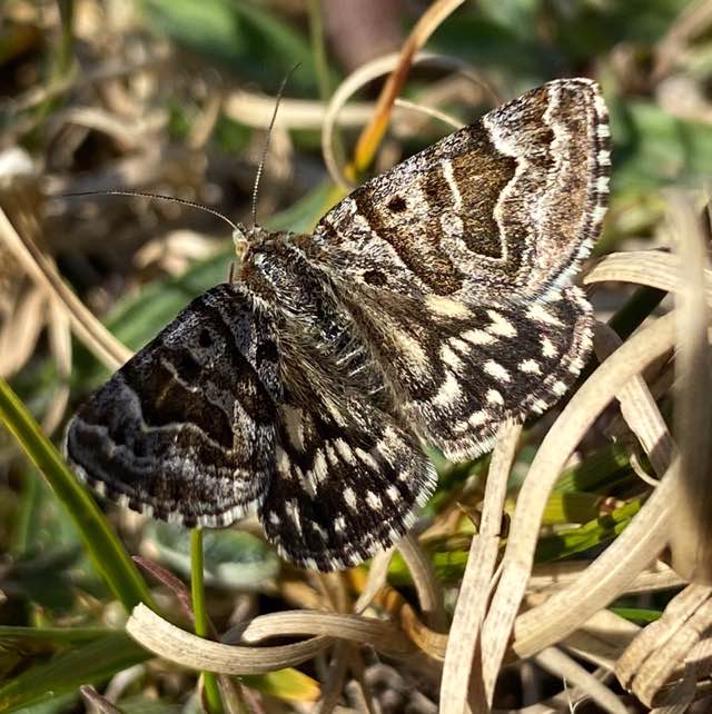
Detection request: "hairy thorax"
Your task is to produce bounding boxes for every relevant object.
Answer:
[239,230,390,410]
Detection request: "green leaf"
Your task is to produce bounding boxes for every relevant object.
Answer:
[609,606,662,624]
[535,500,642,562]
[541,491,604,526]
[613,100,712,192]
[243,668,320,702]
[554,443,632,494]
[140,0,320,91]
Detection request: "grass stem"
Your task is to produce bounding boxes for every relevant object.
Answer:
[191,528,223,713]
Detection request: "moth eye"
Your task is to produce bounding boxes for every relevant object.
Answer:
[386,195,407,212]
[198,329,213,348]
[362,269,388,286]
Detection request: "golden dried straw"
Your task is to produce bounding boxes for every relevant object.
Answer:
[349,0,465,180]
[322,51,475,190]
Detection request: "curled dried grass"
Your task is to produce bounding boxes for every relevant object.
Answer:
[616,584,712,707]
[349,0,465,177]
[127,603,333,675]
[482,310,679,703]
[240,610,414,658]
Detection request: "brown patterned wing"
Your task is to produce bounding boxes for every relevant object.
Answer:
[310,78,609,303]
[303,78,609,460]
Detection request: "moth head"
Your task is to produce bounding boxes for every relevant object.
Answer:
[232,225,249,260]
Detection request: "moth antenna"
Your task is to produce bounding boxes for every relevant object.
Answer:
[251,63,301,228]
[61,189,241,234]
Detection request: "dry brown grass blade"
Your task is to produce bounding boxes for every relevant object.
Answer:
[667,198,712,584]
[45,106,165,150]
[650,668,698,714]
[42,296,72,434]
[348,0,465,180]
[314,572,350,614]
[480,312,679,704]
[239,610,415,658]
[224,89,380,131]
[0,206,131,370]
[353,548,394,614]
[561,608,641,671]
[440,419,521,714]
[584,250,712,298]
[593,321,675,477]
[393,97,464,130]
[616,584,712,707]
[126,603,333,675]
[528,561,684,597]
[515,464,678,662]
[653,0,712,79]
[397,534,447,631]
[0,285,47,377]
[355,574,447,662]
[314,641,350,714]
[533,647,627,714]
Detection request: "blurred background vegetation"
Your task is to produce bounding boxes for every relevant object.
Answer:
[1,0,711,712]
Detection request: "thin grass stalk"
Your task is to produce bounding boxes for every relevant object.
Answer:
[349,0,465,179]
[191,528,224,713]
[307,0,331,102]
[0,376,153,611]
[55,0,76,78]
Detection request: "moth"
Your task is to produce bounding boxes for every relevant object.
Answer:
[66,78,610,571]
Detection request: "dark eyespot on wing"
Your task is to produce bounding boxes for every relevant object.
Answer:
[198,329,213,348]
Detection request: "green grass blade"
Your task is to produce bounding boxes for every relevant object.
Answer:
[0,377,153,611]
[0,632,149,712]
[190,528,223,713]
[0,626,112,648]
